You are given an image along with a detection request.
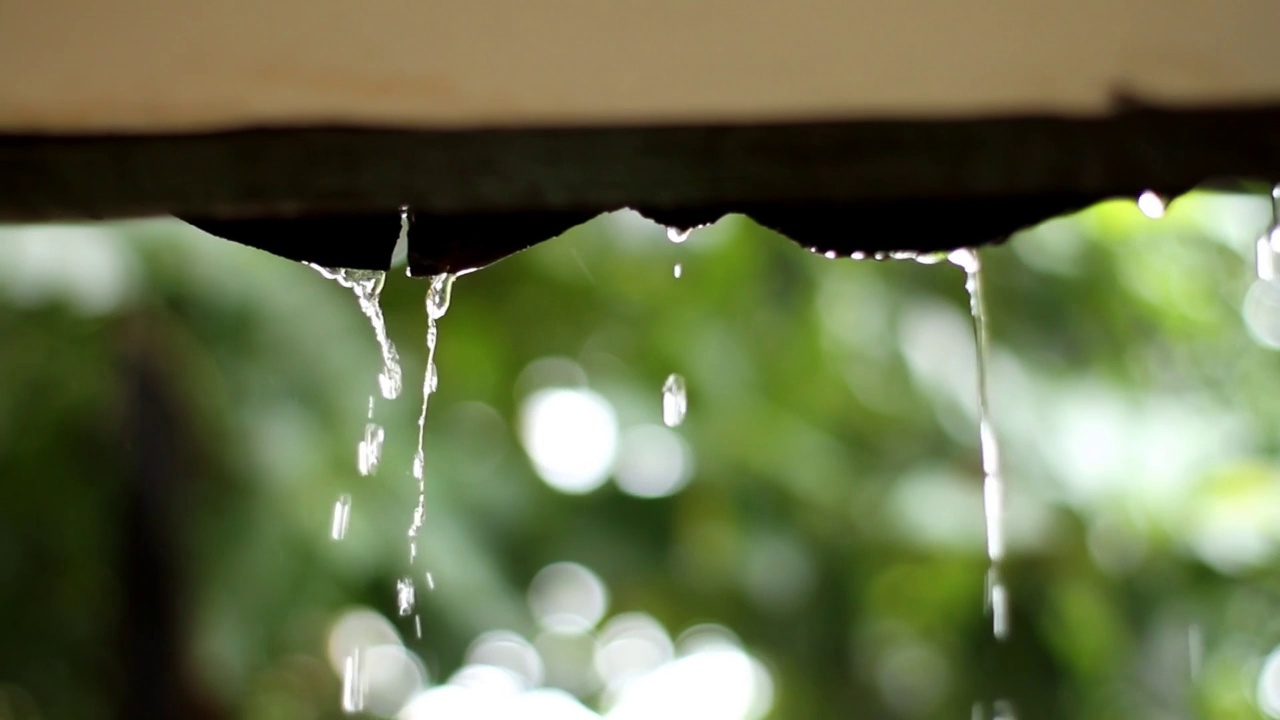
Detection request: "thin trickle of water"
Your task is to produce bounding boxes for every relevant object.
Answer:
[331,494,352,541]
[408,274,455,547]
[948,248,1006,567]
[399,273,457,628]
[396,576,416,616]
[948,248,1012,648]
[308,265,403,400]
[662,373,688,427]
[341,650,365,713]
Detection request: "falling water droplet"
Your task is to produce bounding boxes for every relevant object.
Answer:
[425,571,436,590]
[667,227,691,244]
[331,494,352,540]
[662,373,687,427]
[341,650,365,713]
[673,263,683,279]
[396,577,416,616]
[414,615,423,639]
[986,567,1011,641]
[1257,234,1277,282]
[1137,190,1165,219]
[357,423,385,476]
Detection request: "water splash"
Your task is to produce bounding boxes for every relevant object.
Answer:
[662,373,688,427]
[308,266,403,400]
[331,494,352,541]
[341,649,365,713]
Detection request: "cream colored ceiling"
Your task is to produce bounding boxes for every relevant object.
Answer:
[2,0,1278,132]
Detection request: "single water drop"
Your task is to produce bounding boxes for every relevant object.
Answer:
[662,373,688,427]
[673,263,683,279]
[1137,190,1165,219]
[850,251,867,260]
[415,615,423,639]
[1257,234,1277,282]
[396,577,416,616]
[341,650,365,713]
[331,494,352,540]
[367,395,376,420]
[425,572,436,590]
[357,423,386,476]
[822,250,837,259]
[986,567,1011,641]
[667,227,691,244]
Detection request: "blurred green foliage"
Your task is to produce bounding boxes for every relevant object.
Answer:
[2,191,1280,719]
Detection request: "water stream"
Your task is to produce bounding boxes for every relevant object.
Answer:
[402,273,457,631]
[310,266,400,544]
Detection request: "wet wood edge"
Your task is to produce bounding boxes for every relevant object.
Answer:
[1,104,1277,271]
